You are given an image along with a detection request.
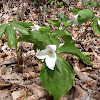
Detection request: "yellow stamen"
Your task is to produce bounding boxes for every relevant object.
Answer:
[49,50,52,54]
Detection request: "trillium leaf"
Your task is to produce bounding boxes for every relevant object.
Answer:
[40,55,75,100]
[18,31,59,50]
[92,20,100,36]
[18,31,48,50]
[52,30,72,43]
[6,25,17,50]
[16,22,34,28]
[49,35,60,48]
[57,41,92,65]
[11,22,29,35]
[39,26,51,34]
[78,9,94,24]
[0,24,8,39]
[48,20,60,27]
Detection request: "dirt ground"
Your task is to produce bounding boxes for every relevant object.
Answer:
[0,0,100,100]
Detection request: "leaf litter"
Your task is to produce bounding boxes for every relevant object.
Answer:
[0,0,100,100]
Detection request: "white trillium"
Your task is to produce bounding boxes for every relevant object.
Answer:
[70,13,78,22]
[30,24,41,31]
[97,20,100,27]
[36,45,57,70]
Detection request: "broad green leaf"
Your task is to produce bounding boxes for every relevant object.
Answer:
[40,55,75,100]
[92,20,100,36]
[18,31,59,50]
[49,35,60,48]
[39,26,51,34]
[48,20,60,27]
[16,22,34,28]
[78,9,94,24]
[52,30,72,43]
[18,31,50,50]
[6,25,17,50]
[0,24,8,39]
[57,41,92,65]
[11,22,29,35]
[89,1,98,7]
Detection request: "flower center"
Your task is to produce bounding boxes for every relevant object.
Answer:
[49,50,52,54]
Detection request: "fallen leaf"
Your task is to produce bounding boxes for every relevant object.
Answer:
[11,89,26,100]
[0,89,13,100]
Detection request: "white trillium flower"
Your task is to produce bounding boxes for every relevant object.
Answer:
[30,24,41,31]
[70,13,78,22]
[97,20,100,27]
[36,45,57,70]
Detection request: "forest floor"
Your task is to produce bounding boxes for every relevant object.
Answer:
[0,0,100,100]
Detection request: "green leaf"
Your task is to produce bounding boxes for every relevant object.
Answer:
[0,24,8,39]
[92,20,100,36]
[39,26,51,34]
[6,25,17,50]
[62,22,70,29]
[49,35,60,48]
[18,30,60,51]
[57,12,65,19]
[52,30,72,43]
[57,41,92,65]
[18,31,49,50]
[47,0,52,4]
[16,22,34,28]
[48,20,60,27]
[62,16,69,22]
[89,1,98,7]
[40,55,75,100]
[78,9,94,24]
[33,0,38,4]
[11,22,29,35]
[70,8,80,15]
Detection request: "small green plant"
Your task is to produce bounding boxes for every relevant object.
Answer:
[70,7,100,35]
[18,20,92,100]
[0,22,34,68]
[82,0,100,7]
[1,7,100,99]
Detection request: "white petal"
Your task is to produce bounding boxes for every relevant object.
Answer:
[97,21,100,27]
[45,53,57,70]
[70,13,78,22]
[36,49,48,59]
[30,24,41,31]
[46,45,57,52]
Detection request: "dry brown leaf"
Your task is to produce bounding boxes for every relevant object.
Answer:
[0,89,13,100]
[1,72,24,85]
[0,77,11,88]
[11,89,26,100]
